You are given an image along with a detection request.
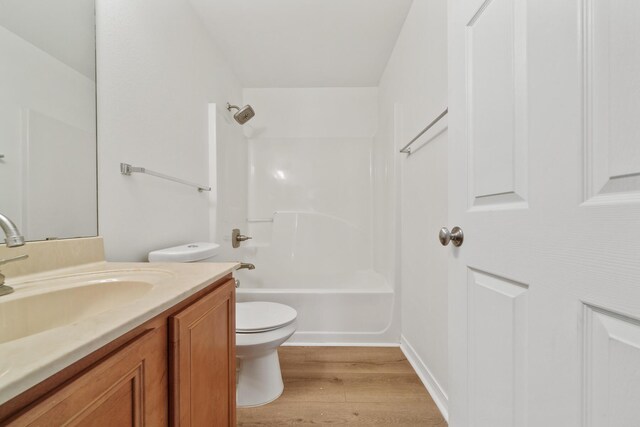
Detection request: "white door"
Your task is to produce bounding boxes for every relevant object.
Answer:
[448,0,640,426]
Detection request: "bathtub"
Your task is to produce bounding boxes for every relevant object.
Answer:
[233,211,397,345]
[236,269,395,345]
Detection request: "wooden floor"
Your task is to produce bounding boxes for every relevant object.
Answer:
[237,346,447,426]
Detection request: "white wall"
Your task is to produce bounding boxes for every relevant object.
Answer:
[242,88,378,138]
[0,25,96,240]
[96,0,246,261]
[212,103,249,262]
[375,0,449,416]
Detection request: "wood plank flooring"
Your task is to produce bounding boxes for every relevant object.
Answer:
[237,346,447,426]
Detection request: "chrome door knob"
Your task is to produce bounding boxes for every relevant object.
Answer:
[439,226,464,247]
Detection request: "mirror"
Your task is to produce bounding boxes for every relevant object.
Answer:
[0,0,97,242]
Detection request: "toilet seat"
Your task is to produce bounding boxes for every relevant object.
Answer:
[236,321,297,350]
[237,302,297,333]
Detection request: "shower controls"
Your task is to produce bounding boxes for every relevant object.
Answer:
[439,226,464,247]
[232,229,252,248]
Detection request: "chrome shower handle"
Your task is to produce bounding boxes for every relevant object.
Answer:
[232,229,252,248]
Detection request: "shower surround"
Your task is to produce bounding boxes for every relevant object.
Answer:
[229,87,398,345]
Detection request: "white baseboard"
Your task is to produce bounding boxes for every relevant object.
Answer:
[283,330,401,347]
[282,341,399,347]
[400,335,449,422]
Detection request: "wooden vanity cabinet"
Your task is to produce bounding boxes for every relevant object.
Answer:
[0,276,236,427]
[169,277,236,426]
[5,326,168,427]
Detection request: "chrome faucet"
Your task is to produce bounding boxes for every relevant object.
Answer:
[0,254,28,296]
[237,262,255,271]
[0,212,28,296]
[0,212,25,247]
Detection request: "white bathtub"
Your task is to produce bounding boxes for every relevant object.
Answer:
[236,270,395,345]
[233,212,397,345]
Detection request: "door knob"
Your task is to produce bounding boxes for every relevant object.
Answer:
[439,226,464,247]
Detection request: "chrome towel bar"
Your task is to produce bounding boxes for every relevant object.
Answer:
[120,163,211,192]
[399,108,448,155]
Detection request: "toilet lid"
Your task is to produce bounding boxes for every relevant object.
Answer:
[236,302,297,333]
[148,242,220,262]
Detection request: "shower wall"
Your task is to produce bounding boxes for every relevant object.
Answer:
[235,87,400,344]
[242,88,378,258]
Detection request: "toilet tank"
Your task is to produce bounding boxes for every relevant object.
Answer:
[148,242,220,263]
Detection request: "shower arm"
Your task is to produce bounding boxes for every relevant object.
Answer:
[227,103,240,112]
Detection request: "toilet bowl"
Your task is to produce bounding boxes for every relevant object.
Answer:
[236,301,297,407]
[148,243,298,408]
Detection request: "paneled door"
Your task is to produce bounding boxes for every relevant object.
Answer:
[448,0,640,426]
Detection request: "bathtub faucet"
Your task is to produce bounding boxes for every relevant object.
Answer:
[237,262,255,271]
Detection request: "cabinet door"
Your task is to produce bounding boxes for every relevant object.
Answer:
[7,327,168,426]
[169,279,236,427]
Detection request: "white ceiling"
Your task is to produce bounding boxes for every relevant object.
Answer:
[0,0,95,80]
[189,0,413,88]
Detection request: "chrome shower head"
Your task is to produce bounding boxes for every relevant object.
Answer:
[227,103,255,125]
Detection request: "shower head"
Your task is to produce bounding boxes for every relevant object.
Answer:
[227,103,255,125]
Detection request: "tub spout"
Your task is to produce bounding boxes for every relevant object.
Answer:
[237,262,255,271]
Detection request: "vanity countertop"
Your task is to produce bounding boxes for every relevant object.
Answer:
[0,260,239,405]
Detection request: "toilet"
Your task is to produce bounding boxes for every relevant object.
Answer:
[235,301,297,407]
[148,242,297,408]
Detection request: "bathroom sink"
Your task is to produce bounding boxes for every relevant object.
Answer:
[0,270,169,344]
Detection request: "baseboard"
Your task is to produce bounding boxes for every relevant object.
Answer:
[283,329,401,347]
[400,335,449,421]
[282,341,400,347]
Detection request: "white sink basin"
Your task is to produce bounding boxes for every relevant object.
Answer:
[0,269,171,344]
